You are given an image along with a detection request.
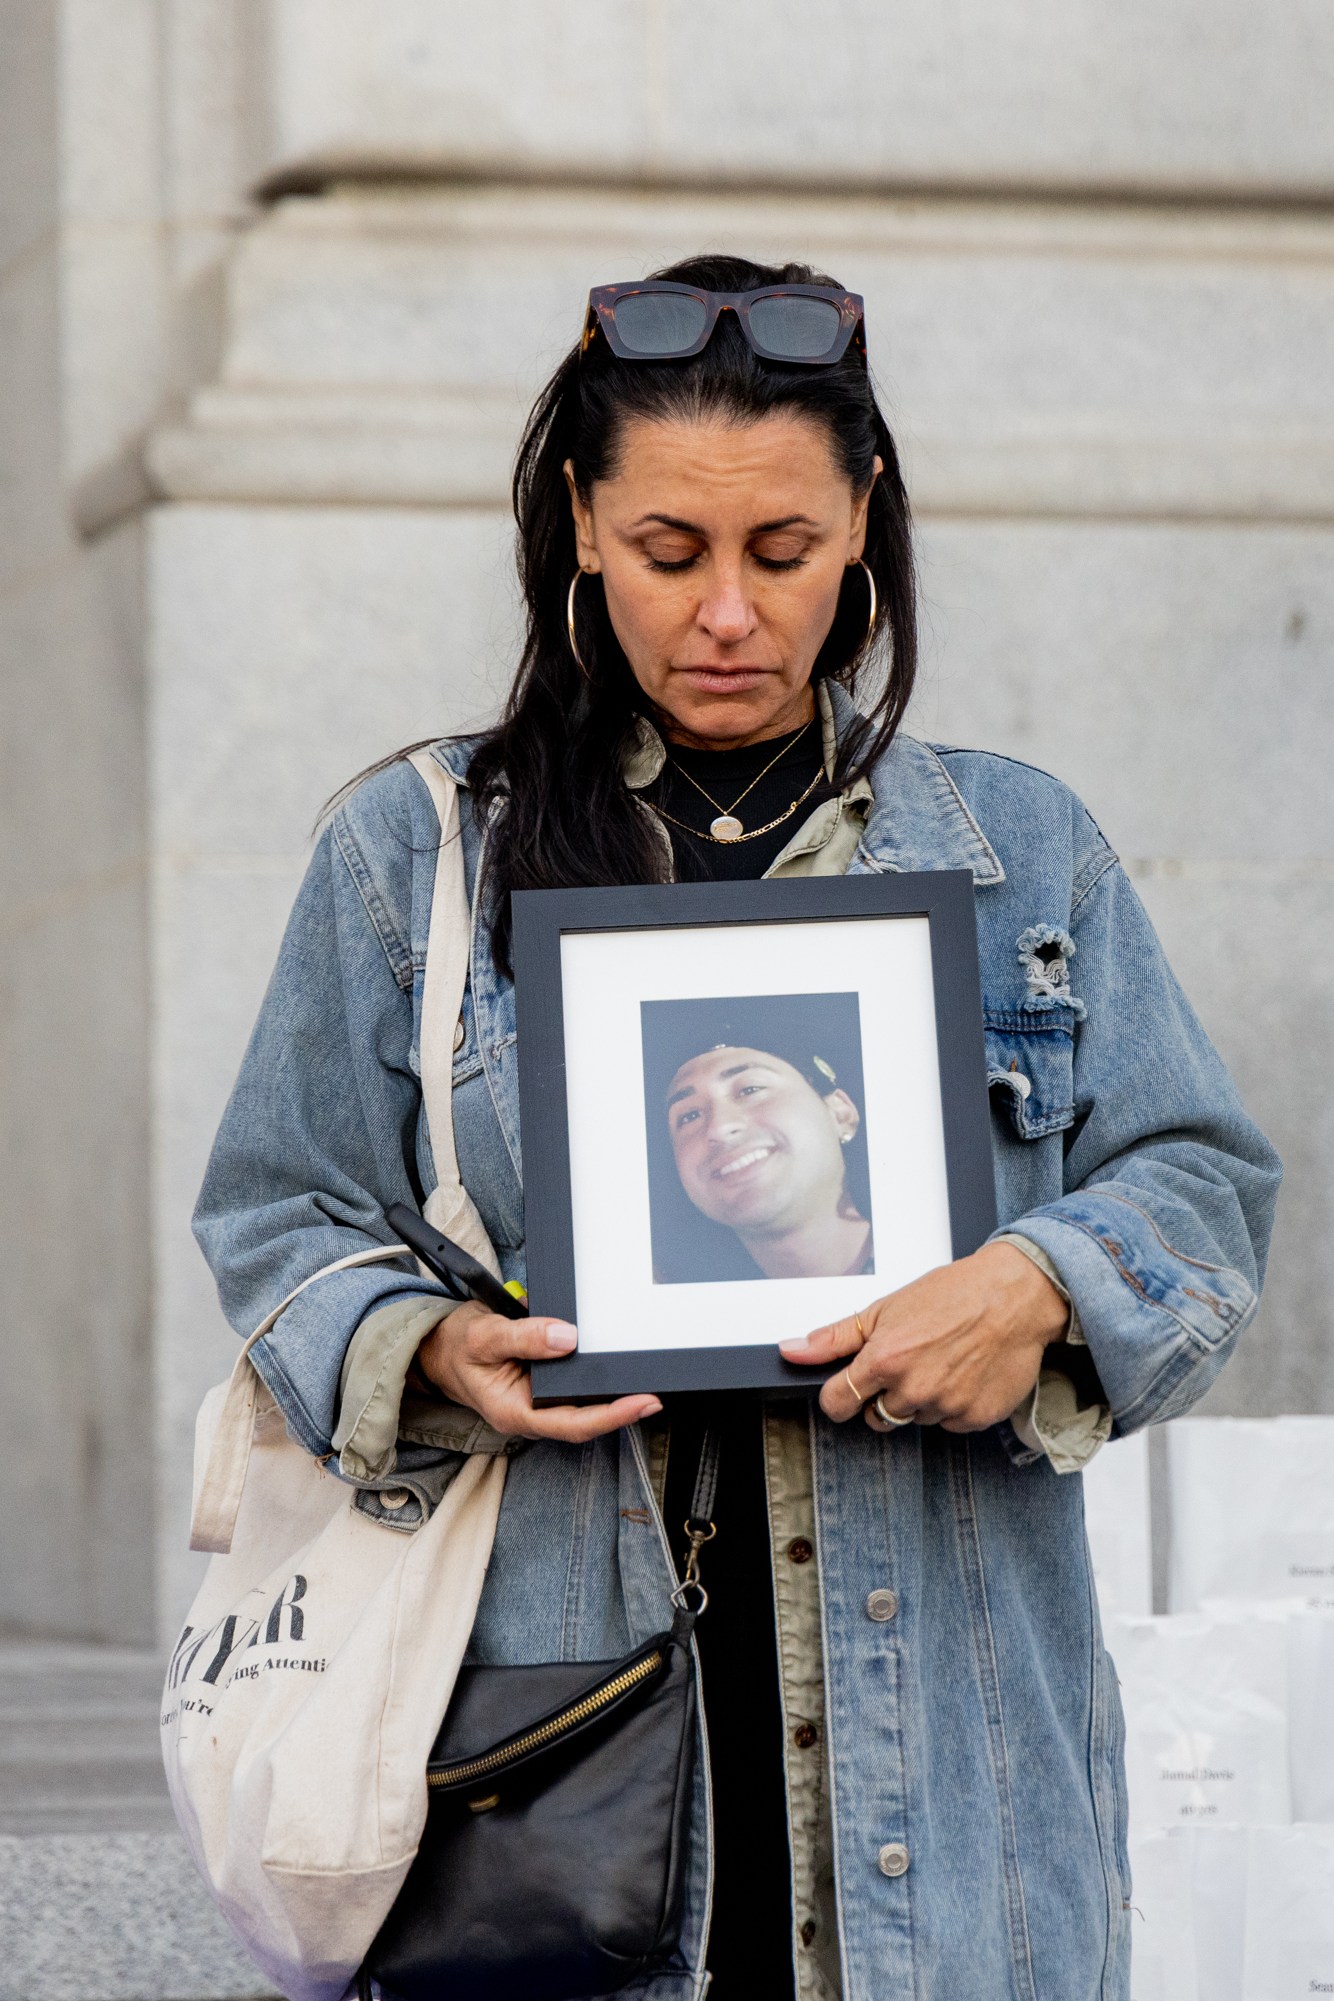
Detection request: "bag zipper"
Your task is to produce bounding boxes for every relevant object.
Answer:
[427,1648,664,1792]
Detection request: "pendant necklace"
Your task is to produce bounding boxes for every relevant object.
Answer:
[665,720,815,843]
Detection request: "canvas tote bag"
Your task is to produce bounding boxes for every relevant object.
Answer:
[162,752,507,2001]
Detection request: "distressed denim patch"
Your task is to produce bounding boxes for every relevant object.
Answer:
[1017,923,1087,1019]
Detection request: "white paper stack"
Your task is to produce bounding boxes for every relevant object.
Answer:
[1285,1610,1334,1822]
[1190,1824,1249,2001]
[1127,1829,1197,2001]
[1240,1825,1334,2001]
[1084,1428,1153,1621]
[1167,1417,1334,1614]
[1099,1416,1334,1997]
[1110,1610,1291,1836]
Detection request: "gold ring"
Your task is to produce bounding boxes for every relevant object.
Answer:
[854,1310,866,1342]
[873,1393,914,1429]
[843,1364,869,1407]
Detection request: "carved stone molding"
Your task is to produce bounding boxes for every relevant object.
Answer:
[74,186,1334,534]
[244,0,1334,202]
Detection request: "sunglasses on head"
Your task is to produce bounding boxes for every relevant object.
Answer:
[583,282,866,367]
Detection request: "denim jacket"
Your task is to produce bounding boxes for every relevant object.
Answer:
[195,692,1279,2001]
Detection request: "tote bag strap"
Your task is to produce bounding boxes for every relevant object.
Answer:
[406,749,501,1279]
[191,746,504,1554]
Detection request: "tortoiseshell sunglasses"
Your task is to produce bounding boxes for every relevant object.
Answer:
[582,282,866,366]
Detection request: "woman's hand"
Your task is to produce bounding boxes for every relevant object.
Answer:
[779,1241,1069,1432]
[416,1302,661,1443]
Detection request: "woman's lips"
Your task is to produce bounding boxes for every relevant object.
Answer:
[674,666,775,695]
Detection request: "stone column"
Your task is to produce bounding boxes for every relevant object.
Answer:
[0,0,158,1648]
[9,0,1334,1656]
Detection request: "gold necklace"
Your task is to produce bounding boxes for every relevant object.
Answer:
[654,764,826,845]
[665,720,815,843]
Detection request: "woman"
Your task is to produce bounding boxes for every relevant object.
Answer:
[195,255,1280,1999]
[644,994,874,1282]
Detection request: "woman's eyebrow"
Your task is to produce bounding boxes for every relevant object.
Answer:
[630,513,705,535]
[628,512,819,535]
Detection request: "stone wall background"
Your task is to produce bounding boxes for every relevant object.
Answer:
[3,0,1332,1655]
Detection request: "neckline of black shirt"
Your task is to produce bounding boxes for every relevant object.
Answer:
[646,725,835,883]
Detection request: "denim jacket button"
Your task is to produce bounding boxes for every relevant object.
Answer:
[866,1588,899,1621]
[878,1842,910,1878]
[453,1020,465,1053]
[379,1488,410,1510]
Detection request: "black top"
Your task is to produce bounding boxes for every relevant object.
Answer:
[663,1397,795,1998]
[653,728,827,1997]
[645,720,833,882]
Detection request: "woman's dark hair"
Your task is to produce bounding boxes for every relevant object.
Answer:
[340,253,917,972]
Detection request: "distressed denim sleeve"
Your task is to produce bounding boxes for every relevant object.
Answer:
[192,815,456,1458]
[1003,858,1281,1434]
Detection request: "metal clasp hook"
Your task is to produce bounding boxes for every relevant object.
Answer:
[670,1516,716,1615]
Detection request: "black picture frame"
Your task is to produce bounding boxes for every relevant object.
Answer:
[513,872,996,1405]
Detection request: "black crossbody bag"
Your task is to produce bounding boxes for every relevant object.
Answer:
[359,1432,719,2001]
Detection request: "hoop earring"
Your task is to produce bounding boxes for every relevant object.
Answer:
[852,557,877,652]
[567,570,592,682]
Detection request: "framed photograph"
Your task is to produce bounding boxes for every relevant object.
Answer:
[513,872,996,1403]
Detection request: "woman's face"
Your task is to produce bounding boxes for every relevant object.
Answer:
[666,1045,860,1237]
[566,413,879,749]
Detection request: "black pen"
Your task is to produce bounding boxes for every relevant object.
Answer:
[385,1203,529,1321]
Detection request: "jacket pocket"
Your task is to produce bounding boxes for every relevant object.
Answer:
[984,1006,1078,1140]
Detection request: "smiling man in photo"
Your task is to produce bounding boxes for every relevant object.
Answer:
[666,1041,872,1278]
[641,992,875,1284]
